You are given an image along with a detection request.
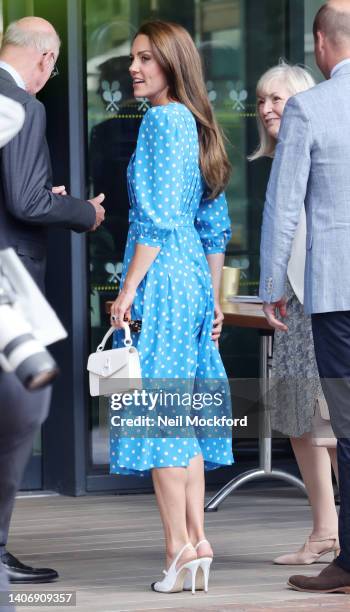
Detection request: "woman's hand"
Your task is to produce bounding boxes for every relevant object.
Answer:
[109,245,160,329]
[212,300,224,347]
[110,284,136,328]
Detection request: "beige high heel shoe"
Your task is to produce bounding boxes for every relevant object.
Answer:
[274,535,340,565]
[183,539,213,592]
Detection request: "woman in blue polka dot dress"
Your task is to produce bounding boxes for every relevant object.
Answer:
[110,20,233,593]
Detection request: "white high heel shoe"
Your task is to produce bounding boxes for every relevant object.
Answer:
[151,542,200,594]
[183,539,213,592]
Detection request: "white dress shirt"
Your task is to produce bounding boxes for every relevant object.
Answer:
[0,61,25,90]
[0,94,25,148]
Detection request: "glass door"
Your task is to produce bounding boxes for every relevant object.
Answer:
[84,0,308,487]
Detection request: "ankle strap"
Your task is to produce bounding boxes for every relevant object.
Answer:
[173,542,192,567]
[309,535,338,543]
[195,539,209,549]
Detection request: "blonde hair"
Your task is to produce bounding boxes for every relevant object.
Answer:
[248,60,315,161]
[2,20,60,57]
[135,20,231,199]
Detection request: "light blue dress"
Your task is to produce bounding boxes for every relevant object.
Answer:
[110,102,233,476]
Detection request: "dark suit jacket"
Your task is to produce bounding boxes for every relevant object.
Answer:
[0,68,96,290]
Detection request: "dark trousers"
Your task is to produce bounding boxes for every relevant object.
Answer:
[312,310,350,571]
[0,370,50,606]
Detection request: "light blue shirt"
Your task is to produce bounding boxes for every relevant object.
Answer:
[330,57,350,78]
[0,61,25,90]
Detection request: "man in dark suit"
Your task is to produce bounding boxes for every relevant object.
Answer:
[0,16,105,588]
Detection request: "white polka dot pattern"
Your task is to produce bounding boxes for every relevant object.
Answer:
[110,102,233,476]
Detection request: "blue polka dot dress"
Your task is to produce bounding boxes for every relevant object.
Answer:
[110,102,234,476]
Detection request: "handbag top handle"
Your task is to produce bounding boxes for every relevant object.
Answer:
[97,322,132,352]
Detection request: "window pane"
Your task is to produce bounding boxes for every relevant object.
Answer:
[85,0,305,470]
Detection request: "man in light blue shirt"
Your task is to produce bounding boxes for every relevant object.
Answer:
[260,0,350,595]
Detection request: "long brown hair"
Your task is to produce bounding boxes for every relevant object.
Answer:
[135,20,231,199]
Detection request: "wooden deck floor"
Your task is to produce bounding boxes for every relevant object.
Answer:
[7,486,350,611]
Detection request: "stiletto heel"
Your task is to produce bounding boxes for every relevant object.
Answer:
[183,539,213,592]
[186,559,199,594]
[151,543,199,593]
[199,557,212,592]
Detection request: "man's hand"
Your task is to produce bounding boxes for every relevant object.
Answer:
[263,297,288,332]
[89,193,105,230]
[52,185,67,195]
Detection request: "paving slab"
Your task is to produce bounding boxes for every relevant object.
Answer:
[5,486,350,611]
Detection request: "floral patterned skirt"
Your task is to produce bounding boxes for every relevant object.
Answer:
[269,279,324,438]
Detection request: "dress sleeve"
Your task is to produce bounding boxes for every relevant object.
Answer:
[194,191,232,254]
[131,107,184,249]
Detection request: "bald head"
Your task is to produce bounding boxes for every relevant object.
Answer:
[15,16,56,33]
[313,2,350,48]
[327,0,350,10]
[312,1,350,77]
[0,17,61,94]
[2,16,60,58]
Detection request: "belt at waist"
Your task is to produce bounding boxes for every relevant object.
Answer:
[174,221,194,228]
[129,219,194,229]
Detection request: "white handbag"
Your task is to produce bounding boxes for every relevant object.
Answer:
[87,322,142,397]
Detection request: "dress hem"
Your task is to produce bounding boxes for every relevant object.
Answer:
[110,454,234,477]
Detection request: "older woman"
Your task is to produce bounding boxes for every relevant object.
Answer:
[250,61,339,565]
